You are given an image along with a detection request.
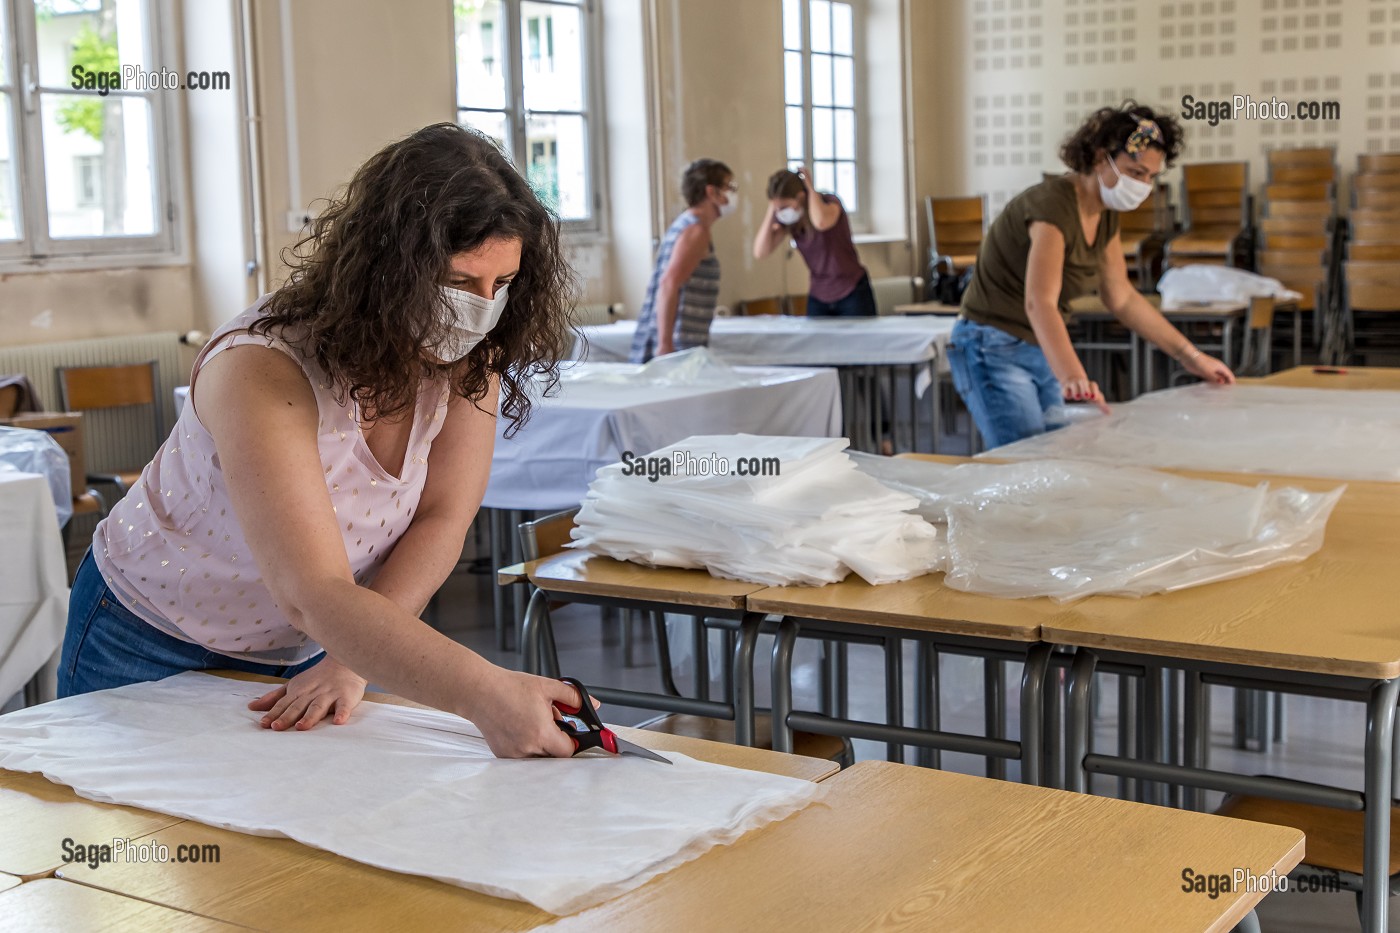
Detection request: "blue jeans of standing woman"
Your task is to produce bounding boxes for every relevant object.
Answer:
[59,549,323,697]
[946,318,1067,449]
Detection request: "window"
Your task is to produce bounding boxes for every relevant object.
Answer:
[0,0,179,265]
[782,0,861,218]
[454,0,600,228]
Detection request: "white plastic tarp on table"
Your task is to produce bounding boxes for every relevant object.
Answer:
[483,356,841,511]
[852,454,1344,601]
[573,316,954,371]
[985,384,1400,482]
[570,435,940,586]
[0,472,69,703]
[0,672,824,915]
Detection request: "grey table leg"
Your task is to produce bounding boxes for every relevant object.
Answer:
[1065,649,1099,793]
[693,615,710,702]
[1119,672,1138,801]
[885,636,905,763]
[1044,660,1063,789]
[1361,677,1400,932]
[1020,644,1052,787]
[731,613,762,748]
[985,658,1007,780]
[1231,909,1262,933]
[930,363,942,454]
[915,641,942,769]
[1143,666,1165,806]
[1182,671,1207,811]
[770,618,800,754]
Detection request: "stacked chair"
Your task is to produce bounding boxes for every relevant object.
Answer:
[1164,161,1252,269]
[1325,153,1400,363]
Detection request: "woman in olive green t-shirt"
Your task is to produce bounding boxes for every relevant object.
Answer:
[947,104,1235,448]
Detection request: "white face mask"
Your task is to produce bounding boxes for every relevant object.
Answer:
[432,283,510,362]
[717,189,738,218]
[1098,157,1153,212]
[774,206,802,225]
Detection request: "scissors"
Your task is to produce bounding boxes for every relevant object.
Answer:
[555,677,671,765]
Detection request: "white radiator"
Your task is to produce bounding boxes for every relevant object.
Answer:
[0,332,188,482]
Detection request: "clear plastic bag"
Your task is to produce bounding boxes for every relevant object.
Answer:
[0,426,72,526]
[559,347,763,388]
[1156,265,1302,305]
[851,454,1342,601]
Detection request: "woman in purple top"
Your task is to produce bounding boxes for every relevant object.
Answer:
[752,167,876,317]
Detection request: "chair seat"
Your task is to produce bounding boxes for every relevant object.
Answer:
[88,469,144,491]
[1216,793,1400,877]
[70,493,105,518]
[946,255,977,270]
[1168,233,1237,255]
[638,713,851,763]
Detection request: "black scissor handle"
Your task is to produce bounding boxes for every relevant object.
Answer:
[554,677,609,754]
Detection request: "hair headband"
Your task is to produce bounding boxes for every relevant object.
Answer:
[1123,117,1163,157]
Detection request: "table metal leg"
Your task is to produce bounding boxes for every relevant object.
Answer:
[652,612,681,697]
[885,636,905,763]
[835,640,849,719]
[521,588,548,675]
[1182,671,1207,811]
[1065,649,1099,793]
[693,615,710,702]
[1020,644,1052,787]
[1118,671,1138,801]
[1044,659,1063,788]
[930,364,942,454]
[916,641,942,769]
[731,612,762,748]
[1144,665,1165,806]
[1231,909,1262,933]
[770,618,800,754]
[1361,677,1400,932]
[985,658,1006,779]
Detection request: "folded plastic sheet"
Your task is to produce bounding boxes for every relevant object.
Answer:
[558,347,771,388]
[570,435,941,586]
[0,426,72,526]
[0,672,824,915]
[851,454,1343,601]
[1157,265,1302,305]
[987,384,1400,482]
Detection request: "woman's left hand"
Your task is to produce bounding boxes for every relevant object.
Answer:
[248,656,368,731]
[1185,353,1236,385]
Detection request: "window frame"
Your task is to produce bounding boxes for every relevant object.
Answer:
[453,0,607,236]
[783,0,867,233]
[0,0,184,271]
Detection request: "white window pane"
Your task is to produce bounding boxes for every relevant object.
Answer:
[41,93,157,238]
[788,159,805,173]
[783,50,803,106]
[526,112,589,221]
[521,1,584,113]
[785,105,804,161]
[35,0,152,89]
[836,162,857,211]
[831,2,853,55]
[810,0,832,53]
[814,160,835,194]
[460,109,511,160]
[812,107,834,160]
[811,53,832,107]
[782,0,802,50]
[835,108,855,160]
[1,4,9,85]
[455,0,508,111]
[0,96,17,240]
[833,55,854,108]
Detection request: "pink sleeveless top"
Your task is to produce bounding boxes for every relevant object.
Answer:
[93,299,450,665]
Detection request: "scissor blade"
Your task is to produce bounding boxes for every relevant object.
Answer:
[614,736,673,765]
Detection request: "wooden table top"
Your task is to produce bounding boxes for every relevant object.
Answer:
[893,300,960,316]
[0,878,242,931]
[526,551,763,611]
[43,761,1302,932]
[553,760,1303,933]
[1255,365,1400,391]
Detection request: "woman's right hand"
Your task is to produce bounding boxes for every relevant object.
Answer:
[468,668,589,758]
[1062,377,1111,414]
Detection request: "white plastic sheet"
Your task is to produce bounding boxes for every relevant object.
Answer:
[0,472,69,703]
[0,426,72,526]
[989,384,1400,482]
[570,435,940,586]
[557,347,766,387]
[852,454,1343,601]
[0,672,824,915]
[1157,265,1302,306]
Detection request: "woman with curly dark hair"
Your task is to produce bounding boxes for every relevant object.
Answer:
[58,124,586,758]
[948,102,1234,448]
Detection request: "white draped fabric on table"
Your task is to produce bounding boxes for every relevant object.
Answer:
[573,316,954,372]
[483,363,842,511]
[0,472,69,704]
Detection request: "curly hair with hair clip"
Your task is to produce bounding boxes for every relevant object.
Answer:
[1059,101,1185,174]
[254,122,577,437]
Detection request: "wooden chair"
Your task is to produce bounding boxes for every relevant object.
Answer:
[1270,147,1336,169]
[924,195,985,277]
[1355,174,1400,193]
[512,510,852,765]
[1349,242,1400,261]
[1267,200,1335,219]
[1265,182,1333,202]
[1324,260,1400,363]
[1258,150,1335,374]
[1350,221,1400,244]
[1358,153,1400,175]
[1118,183,1171,289]
[739,296,783,317]
[0,385,19,419]
[1165,162,1249,268]
[57,361,163,498]
[1355,188,1400,211]
[786,294,808,317]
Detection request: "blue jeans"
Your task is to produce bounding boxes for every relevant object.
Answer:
[946,318,1067,449]
[59,550,324,697]
[807,274,878,318]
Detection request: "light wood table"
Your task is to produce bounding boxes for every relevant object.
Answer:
[555,760,1303,933]
[521,552,771,746]
[893,299,960,315]
[0,877,242,931]
[1041,470,1400,931]
[1256,365,1400,391]
[47,761,1303,933]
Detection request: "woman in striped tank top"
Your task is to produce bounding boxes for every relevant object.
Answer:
[57,125,593,759]
[629,159,735,362]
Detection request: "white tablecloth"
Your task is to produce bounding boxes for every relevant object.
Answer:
[574,316,954,370]
[483,364,842,510]
[0,472,69,703]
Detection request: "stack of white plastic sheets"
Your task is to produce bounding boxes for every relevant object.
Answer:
[569,435,941,586]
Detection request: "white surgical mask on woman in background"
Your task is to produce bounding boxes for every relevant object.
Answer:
[433,284,510,361]
[774,206,802,225]
[1098,157,1153,212]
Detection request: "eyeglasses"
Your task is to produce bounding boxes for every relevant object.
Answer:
[722,182,739,193]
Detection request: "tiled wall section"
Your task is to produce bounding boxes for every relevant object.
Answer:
[958,0,1400,217]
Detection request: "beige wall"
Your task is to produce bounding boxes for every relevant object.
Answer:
[0,266,195,344]
[915,0,1400,224]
